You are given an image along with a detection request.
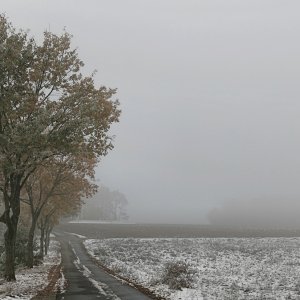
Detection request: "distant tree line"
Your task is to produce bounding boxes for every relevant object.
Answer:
[79,186,129,221]
[0,16,120,280]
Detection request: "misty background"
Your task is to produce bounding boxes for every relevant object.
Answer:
[3,0,300,226]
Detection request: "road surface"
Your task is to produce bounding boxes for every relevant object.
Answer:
[55,232,152,300]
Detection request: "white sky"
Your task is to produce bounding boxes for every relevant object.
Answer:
[3,1,300,224]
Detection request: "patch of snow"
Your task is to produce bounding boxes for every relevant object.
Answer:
[56,266,66,294]
[172,288,203,300]
[88,277,107,296]
[65,232,87,239]
[88,276,121,300]
[1,296,31,300]
[82,264,92,277]
[70,244,81,267]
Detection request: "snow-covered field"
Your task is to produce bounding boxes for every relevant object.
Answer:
[0,240,63,300]
[84,237,300,300]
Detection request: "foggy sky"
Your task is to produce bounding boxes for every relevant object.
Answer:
[3,1,300,225]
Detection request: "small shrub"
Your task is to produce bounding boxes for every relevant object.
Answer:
[161,260,197,290]
[94,247,108,257]
[33,255,43,266]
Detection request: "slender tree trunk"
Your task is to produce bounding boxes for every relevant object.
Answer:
[4,219,17,281]
[39,224,45,260]
[2,177,22,281]
[44,235,48,255]
[48,226,53,246]
[44,223,53,255]
[44,224,48,256]
[26,217,37,268]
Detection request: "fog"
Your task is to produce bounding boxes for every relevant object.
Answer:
[3,0,300,226]
[208,197,300,229]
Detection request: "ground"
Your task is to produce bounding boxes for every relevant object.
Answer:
[0,240,64,300]
[57,223,300,299]
[2,223,300,299]
[55,231,153,300]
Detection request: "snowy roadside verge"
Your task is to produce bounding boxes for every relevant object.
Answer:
[0,240,65,300]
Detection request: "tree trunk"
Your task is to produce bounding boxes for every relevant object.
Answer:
[44,223,52,256]
[4,220,17,281]
[39,224,45,260]
[44,235,48,255]
[2,176,22,281]
[26,218,37,268]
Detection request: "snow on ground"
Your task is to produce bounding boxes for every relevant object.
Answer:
[84,237,300,300]
[65,232,87,239]
[0,240,62,299]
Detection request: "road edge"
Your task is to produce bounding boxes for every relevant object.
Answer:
[79,241,166,300]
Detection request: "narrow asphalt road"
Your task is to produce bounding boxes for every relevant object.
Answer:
[55,232,152,300]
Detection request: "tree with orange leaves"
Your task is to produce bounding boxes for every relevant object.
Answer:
[0,15,120,280]
[22,155,96,267]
